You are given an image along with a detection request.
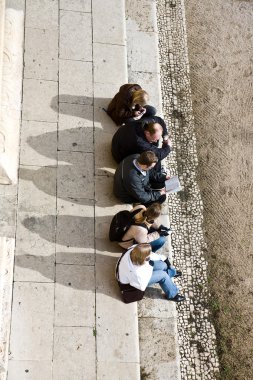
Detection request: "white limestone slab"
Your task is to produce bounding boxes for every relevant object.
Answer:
[57,151,94,199]
[97,362,140,380]
[127,32,159,73]
[56,198,95,265]
[59,59,93,105]
[18,165,56,213]
[126,0,157,33]
[60,0,91,13]
[53,327,96,380]
[58,104,93,152]
[24,27,58,81]
[93,43,127,84]
[55,264,95,326]
[93,82,119,108]
[60,10,92,61]
[22,78,58,122]
[9,282,54,360]
[20,120,57,166]
[14,211,55,282]
[93,0,126,45]
[7,360,52,380]
[139,317,180,380]
[96,255,140,364]
[26,0,58,30]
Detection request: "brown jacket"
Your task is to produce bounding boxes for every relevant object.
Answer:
[119,205,160,249]
[107,83,142,125]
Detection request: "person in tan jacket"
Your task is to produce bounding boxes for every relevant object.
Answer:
[119,203,171,251]
[107,83,156,126]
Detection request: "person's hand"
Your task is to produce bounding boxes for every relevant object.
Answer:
[160,188,166,195]
[166,175,170,180]
[159,230,169,237]
[163,137,172,147]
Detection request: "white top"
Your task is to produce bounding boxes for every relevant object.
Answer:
[117,245,160,291]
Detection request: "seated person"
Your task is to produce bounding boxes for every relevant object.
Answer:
[111,116,172,164]
[117,243,185,302]
[113,151,168,206]
[107,83,156,126]
[119,203,171,252]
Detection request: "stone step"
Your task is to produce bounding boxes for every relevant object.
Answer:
[125,0,181,378]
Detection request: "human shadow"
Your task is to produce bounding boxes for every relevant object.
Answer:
[50,95,112,121]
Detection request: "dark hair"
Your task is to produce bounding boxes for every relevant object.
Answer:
[137,151,158,166]
[144,122,162,135]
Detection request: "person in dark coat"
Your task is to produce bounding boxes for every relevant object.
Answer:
[113,151,167,206]
[111,116,172,164]
[107,83,156,126]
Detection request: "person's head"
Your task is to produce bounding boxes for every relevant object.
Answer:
[144,122,163,143]
[132,90,149,106]
[143,203,162,223]
[130,243,152,265]
[136,151,158,171]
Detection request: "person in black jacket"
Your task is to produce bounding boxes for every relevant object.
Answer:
[113,151,168,206]
[111,116,172,164]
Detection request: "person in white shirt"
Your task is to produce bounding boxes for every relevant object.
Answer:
[117,243,185,302]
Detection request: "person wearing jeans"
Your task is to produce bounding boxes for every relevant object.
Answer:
[117,243,185,303]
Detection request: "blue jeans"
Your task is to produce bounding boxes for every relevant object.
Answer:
[149,236,166,252]
[147,260,179,299]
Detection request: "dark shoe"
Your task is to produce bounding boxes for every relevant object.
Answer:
[170,294,185,302]
[174,270,182,278]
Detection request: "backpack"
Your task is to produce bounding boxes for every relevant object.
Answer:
[109,208,144,242]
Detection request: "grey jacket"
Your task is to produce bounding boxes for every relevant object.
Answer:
[113,154,164,204]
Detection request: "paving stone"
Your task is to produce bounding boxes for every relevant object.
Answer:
[60,0,91,12]
[59,60,93,105]
[0,192,17,238]
[24,27,58,81]
[93,82,119,108]
[128,32,159,73]
[126,0,157,33]
[97,362,140,380]
[58,104,93,152]
[20,120,57,166]
[55,264,95,327]
[93,43,127,84]
[22,78,58,122]
[9,282,54,360]
[139,317,179,378]
[7,360,52,380]
[138,290,177,319]
[26,0,58,30]
[96,255,139,364]
[57,151,94,199]
[53,327,96,380]
[18,165,56,213]
[14,212,56,282]
[60,10,92,61]
[56,198,95,265]
[93,0,126,45]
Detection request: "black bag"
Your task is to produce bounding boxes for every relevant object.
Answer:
[109,207,143,242]
[116,252,145,304]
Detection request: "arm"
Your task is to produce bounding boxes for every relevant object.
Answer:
[137,137,171,161]
[124,174,162,204]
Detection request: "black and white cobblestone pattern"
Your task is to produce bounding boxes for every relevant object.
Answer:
[156,0,220,378]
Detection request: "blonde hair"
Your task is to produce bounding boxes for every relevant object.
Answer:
[130,244,152,265]
[132,90,149,106]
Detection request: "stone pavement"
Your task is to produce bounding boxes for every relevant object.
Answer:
[2,0,140,379]
[0,0,221,379]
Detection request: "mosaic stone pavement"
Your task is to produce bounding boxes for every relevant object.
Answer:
[157,0,220,378]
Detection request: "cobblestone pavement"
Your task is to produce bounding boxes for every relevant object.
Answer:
[157,1,220,379]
